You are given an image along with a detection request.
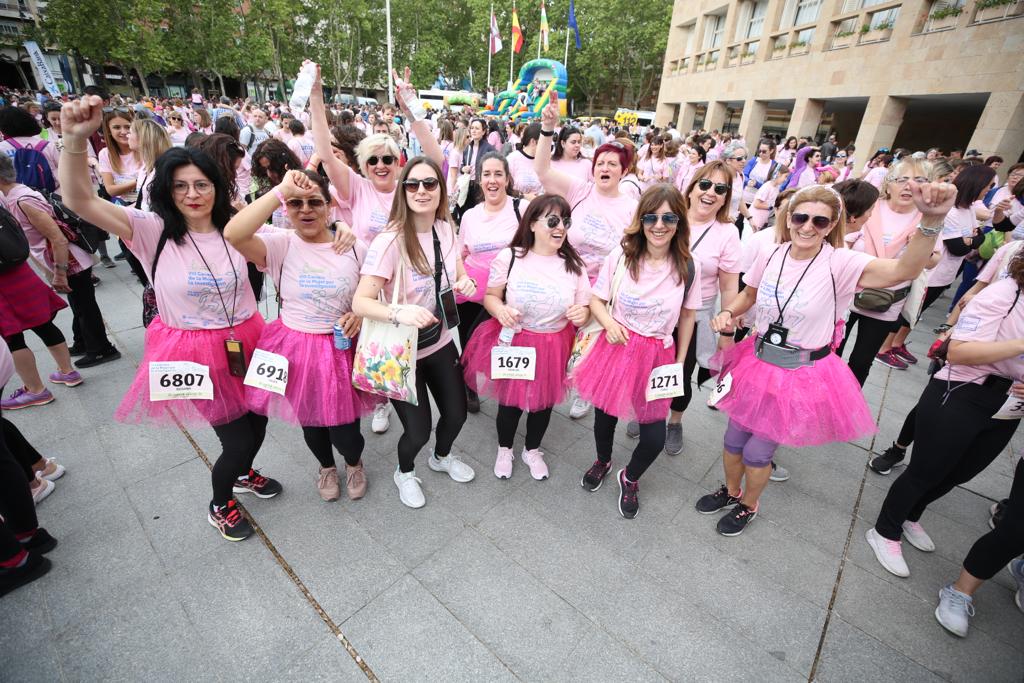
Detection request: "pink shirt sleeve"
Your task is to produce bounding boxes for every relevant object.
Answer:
[488,248,514,289]
[564,176,591,208]
[360,231,400,282]
[741,245,776,290]
[591,248,620,300]
[718,229,742,274]
[97,148,112,175]
[574,271,592,306]
[256,230,290,277]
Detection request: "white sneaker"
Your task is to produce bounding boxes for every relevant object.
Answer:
[901,521,935,552]
[521,448,549,480]
[371,403,391,434]
[38,457,65,482]
[569,397,591,419]
[935,584,974,637]
[866,527,910,577]
[393,468,425,508]
[428,453,475,483]
[30,475,54,506]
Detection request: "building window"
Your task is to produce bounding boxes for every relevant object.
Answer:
[703,13,726,49]
[746,0,769,38]
[0,21,21,35]
[868,6,899,29]
[794,0,823,25]
[925,0,964,29]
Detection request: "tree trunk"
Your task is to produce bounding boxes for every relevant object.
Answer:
[587,95,596,115]
[191,71,202,92]
[134,64,150,97]
[270,28,287,101]
[119,63,137,99]
[215,71,226,98]
[160,74,169,96]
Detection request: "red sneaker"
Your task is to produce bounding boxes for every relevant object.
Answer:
[891,344,918,365]
[874,350,908,370]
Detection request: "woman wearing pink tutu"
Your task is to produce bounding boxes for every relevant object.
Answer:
[456,152,528,412]
[574,184,702,519]
[225,169,375,504]
[462,195,591,481]
[58,95,282,543]
[696,181,957,537]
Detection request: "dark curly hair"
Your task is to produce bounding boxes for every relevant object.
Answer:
[251,138,302,188]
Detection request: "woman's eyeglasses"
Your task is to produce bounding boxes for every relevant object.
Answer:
[402,177,440,192]
[537,214,571,230]
[172,180,214,195]
[641,213,680,228]
[285,197,327,210]
[790,213,832,229]
[697,178,729,195]
[367,155,397,166]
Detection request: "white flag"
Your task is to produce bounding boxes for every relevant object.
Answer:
[490,9,503,54]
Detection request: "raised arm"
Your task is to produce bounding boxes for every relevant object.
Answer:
[224,170,311,267]
[309,64,354,202]
[392,68,444,168]
[58,96,132,241]
[536,96,575,198]
[858,181,958,289]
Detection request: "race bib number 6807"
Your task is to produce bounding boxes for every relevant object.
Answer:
[149,361,213,401]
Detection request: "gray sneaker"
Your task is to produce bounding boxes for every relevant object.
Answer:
[769,463,790,482]
[664,423,683,455]
[1009,558,1024,613]
[934,584,974,637]
[625,420,640,439]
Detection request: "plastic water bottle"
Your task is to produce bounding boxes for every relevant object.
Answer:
[333,323,350,351]
[399,87,428,123]
[289,62,316,112]
[498,326,515,346]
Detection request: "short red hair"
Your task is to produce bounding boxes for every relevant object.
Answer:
[591,141,634,173]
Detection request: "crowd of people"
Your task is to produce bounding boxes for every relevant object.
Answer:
[0,78,1021,642]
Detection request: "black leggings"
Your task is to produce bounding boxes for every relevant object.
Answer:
[594,408,664,482]
[210,411,269,506]
[67,268,114,354]
[119,238,149,286]
[874,379,1018,541]
[670,321,713,413]
[496,405,553,450]
[4,320,65,352]
[963,457,1024,580]
[456,301,484,353]
[2,418,43,479]
[896,407,916,447]
[838,312,902,386]
[0,395,39,561]
[390,342,467,473]
[920,285,947,316]
[301,422,364,469]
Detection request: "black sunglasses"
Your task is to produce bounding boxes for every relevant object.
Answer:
[641,213,680,228]
[103,107,132,116]
[697,178,729,195]
[285,197,327,210]
[537,214,571,230]
[790,213,832,229]
[367,155,397,166]
[403,177,440,192]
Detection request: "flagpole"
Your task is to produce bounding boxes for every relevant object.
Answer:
[509,1,516,89]
[564,22,570,65]
[385,0,395,104]
[537,2,542,60]
[487,3,493,91]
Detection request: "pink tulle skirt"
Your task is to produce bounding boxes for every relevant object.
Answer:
[571,332,675,423]
[115,314,265,427]
[246,319,377,426]
[709,336,877,447]
[462,319,575,411]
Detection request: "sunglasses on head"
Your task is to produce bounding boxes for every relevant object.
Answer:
[537,214,571,230]
[641,212,680,228]
[103,107,132,116]
[790,213,832,229]
[285,197,327,210]
[697,178,729,195]
[402,177,440,192]
[367,155,397,166]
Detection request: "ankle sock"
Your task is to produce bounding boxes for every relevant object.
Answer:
[0,549,28,569]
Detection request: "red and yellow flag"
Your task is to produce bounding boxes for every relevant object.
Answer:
[511,6,524,54]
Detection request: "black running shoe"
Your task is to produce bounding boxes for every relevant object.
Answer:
[617,469,639,519]
[869,443,906,475]
[20,528,57,555]
[695,484,742,514]
[990,498,1009,530]
[208,500,253,541]
[717,503,758,536]
[233,468,283,499]
[581,459,612,492]
[466,387,481,414]
[0,552,51,597]
[74,347,121,369]
[66,345,87,357]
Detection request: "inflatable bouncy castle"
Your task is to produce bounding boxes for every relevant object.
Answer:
[485,58,568,121]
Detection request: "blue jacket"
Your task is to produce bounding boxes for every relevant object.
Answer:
[742,157,779,191]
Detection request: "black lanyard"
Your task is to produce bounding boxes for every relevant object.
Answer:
[186,231,239,336]
[771,243,822,326]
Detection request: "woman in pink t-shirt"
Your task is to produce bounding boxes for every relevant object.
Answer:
[164,111,190,146]
[748,167,790,230]
[776,137,798,168]
[637,134,672,189]
[574,184,702,519]
[698,182,955,536]
[462,195,591,480]
[353,158,478,509]
[58,96,280,543]
[506,124,544,197]
[550,126,591,183]
[225,170,373,503]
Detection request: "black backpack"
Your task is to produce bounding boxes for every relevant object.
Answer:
[41,191,104,254]
[0,204,30,272]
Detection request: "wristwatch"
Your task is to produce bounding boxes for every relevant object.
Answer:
[917,223,942,237]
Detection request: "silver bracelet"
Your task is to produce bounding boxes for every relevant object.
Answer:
[917,223,942,237]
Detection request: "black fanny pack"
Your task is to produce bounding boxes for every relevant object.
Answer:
[854,285,911,313]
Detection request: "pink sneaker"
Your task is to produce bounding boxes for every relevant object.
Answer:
[494,447,514,479]
[49,370,84,387]
[521,448,549,480]
[891,345,918,365]
[1,387,55,410]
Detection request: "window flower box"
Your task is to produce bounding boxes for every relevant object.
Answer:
[789,40,809,55]
[831,31,855,48]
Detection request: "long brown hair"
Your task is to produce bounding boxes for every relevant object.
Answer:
[510,194,584,275]
[622,184,691,285]
[101,109,136,175]
[386,157,454,275]
[683,160,733,223]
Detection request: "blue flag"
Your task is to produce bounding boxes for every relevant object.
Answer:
[568,0,581,49]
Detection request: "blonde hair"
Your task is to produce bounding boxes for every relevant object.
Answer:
[131,119,172,171]
[882,158,933,200]
[355,133,401,174]
[786,185,848,249]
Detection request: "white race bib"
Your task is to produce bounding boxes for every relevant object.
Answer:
[243,349,290,396]
[491,346,537,380]
[993,394,1024,420]
[645,362,685,401]
[707,372,733,408]
[149,361,213,401]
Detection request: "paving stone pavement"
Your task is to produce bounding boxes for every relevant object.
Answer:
[2,262,1022,682]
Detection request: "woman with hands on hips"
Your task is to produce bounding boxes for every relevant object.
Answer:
[352,157,478,509]
[224,169,375,505]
